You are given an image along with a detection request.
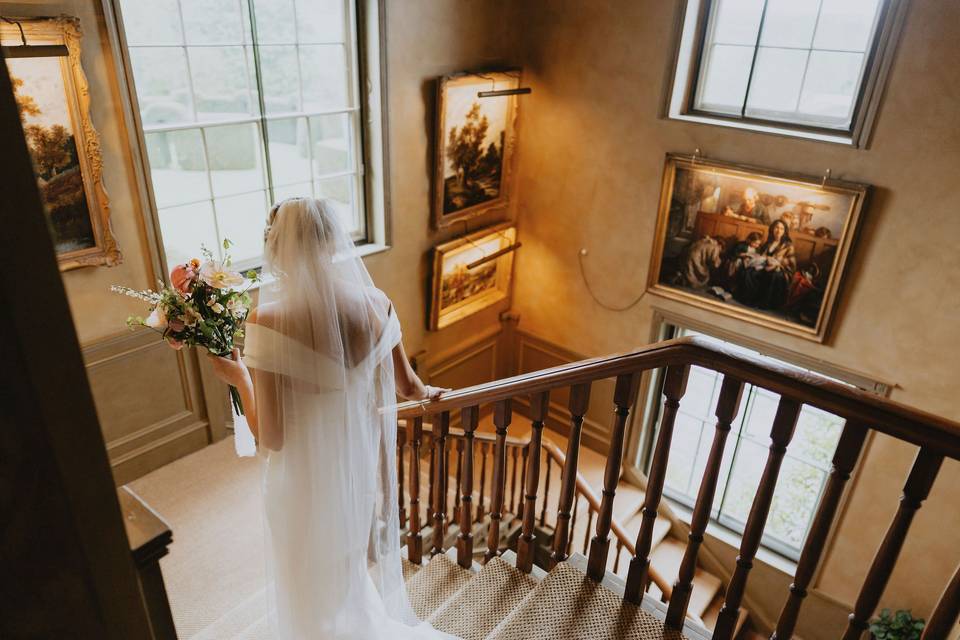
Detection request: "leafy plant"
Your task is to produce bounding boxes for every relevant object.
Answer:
[869,609,925,640]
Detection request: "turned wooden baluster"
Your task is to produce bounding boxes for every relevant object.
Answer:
[456,405,479,568]
[509,446,520,514]
[540,455,553,527]
[583,508,594,554]
[453,438,463,525]
[567,492,581,556]
[550,383,592,566]
[922,561,960,640]
[519,445,529,517]
[664,375,743,624]
[517,391,550,573]
[476,441,489,523]
[431,412,450,556]
[398,435,407,529]
[485,399,513,562]
[712,397,802,640]
[587,372,641,582]
[444,437,452,535]
[771,420,868,639]
[406,416,424,564]
[625,365,690,602]
[841,448,944,640]
[613,538,624,573]
[427,434,435,517]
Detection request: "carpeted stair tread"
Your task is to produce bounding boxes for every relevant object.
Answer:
[610,514,672,575]
[405,553,475,620]
[428,556,538,639]
[403,558,423,582]
[488,560,687,640]
[649,539,722,620]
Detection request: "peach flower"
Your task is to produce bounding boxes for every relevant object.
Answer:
[171,263,197,294]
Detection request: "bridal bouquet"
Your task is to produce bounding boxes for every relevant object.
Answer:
[111,240,258,414]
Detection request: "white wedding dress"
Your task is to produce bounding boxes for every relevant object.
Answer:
[238,198,457,639]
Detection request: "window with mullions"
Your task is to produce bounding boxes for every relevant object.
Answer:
[668,0,904,145]
[119,0,371,269]
[642,326,864,560]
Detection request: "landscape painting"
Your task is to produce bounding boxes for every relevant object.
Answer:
[647,154,868,342]
[2,17,120,270]
[433,71,519,227]
[430,224,517,330]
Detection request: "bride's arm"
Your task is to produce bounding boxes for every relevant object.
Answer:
[207,351,285,451]
[391,340,448,401]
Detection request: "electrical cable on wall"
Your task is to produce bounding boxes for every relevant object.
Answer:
[577,247,648,312]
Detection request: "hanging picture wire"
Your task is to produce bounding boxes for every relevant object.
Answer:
[1,17,68,58]
[476,70,532,98]
[455,219,521,269]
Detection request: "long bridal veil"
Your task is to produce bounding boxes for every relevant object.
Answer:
[240,198,455,639]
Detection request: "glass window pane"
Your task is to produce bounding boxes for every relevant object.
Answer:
[267,117,312,186]
[309,113,351,176]
[214,191,268,263]
[797,51,864,126]
[792,407,843,468]
[158,201,220,269]
[720,439,767,524]
[745,47,809,115]
[296,0,345,43]
[188,46,255,121]
[767,458,825,547]
[259,45,302,114]
[711,0,765,45]
[314,174,356,230]
[758,0,820,48]
[743,388,779,441]
[273,181,314,202]
[145,129,210,208]
[130,48,194,126]
[119,0,182,46]
[696,44,754,114]
[665,413,706,496]
[812,0,882,52]
[299,45,350,111]
[252,0,297,44]
[205,123,266,196]
[181,0,246,45]
[681,366,720,418]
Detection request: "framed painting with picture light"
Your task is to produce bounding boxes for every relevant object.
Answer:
[647,153,868,342]
[433,70,520,228]
[430,223,517,330]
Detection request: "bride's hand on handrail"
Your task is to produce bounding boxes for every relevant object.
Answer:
[422,385,450,401]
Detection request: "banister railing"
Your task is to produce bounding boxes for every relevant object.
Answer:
[390,336,960,637]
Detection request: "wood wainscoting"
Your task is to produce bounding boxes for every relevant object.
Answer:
[83,329,228,485]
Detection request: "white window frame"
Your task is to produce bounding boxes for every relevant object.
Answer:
[664,0,910,147]
[110,0,390,273]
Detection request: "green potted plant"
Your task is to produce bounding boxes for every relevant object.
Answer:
[869,609,925,640]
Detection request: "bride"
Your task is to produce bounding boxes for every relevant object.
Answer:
[207,197,456,639]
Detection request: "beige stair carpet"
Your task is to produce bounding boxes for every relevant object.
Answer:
[428,556,538,640]
[405,553,475,620]
[489,561,687,640]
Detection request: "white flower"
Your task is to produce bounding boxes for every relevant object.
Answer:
[144,306,167,329]
[199,261,245,290]
[211,302,225,314]
[226,297,247,318]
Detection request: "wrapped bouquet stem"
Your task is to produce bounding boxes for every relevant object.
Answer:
[112,239,258,415]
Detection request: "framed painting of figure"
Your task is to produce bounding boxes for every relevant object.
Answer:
[647,153,868,342]
[430,224,517,330]
[2,16,120,271]
[433,71,520,228]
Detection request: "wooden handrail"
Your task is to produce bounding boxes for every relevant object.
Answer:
[540,439,673,599]
[391,336,960,460]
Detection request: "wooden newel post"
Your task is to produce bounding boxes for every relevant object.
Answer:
[551,382,592,567]
[406,416,424,565]
[665,375,743,624]
[624,364,689,601]
[431,411,451,556]
[587,372,641,582]
[841,447,944,640]
[518,391,550,573]
[772,420,868,639]
[456,405,479,568]
[713,397,802,640]
[485,399,513,562]
[398,431,407,529]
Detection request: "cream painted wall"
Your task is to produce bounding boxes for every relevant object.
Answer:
[509,0,960,628]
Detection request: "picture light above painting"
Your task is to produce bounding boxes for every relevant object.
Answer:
[432,70,522,228]
[647,153,869,343]
[2,16,121,271]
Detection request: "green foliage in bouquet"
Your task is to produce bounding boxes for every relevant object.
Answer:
[869,609,925,640]
[112,239,259,414]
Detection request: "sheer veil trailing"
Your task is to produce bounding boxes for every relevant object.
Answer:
[239,198,456,639]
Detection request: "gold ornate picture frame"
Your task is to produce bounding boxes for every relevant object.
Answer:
[647,153,868,342]
[433,70,520,228]
[430,223,517,330]
[3,16,120,271]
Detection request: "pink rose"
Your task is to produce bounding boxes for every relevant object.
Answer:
[168,318,186,332]
[171,263,197,294]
